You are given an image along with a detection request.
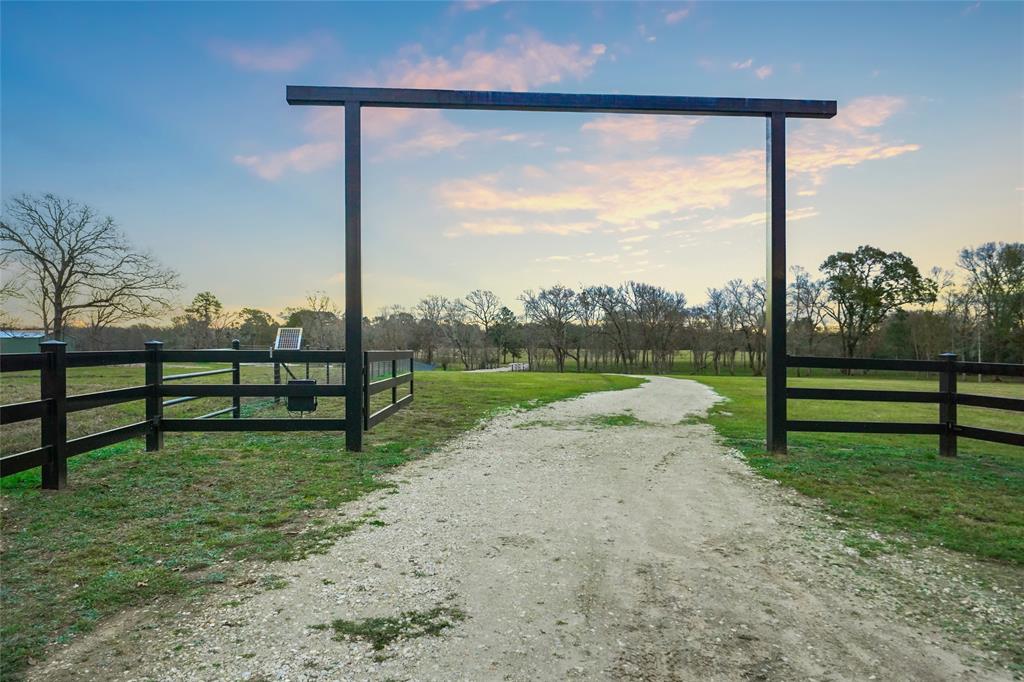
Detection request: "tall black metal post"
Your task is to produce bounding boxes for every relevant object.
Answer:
[40,340,68,489]
[766,113,788,454]
[145,340,163,451]
[231,339,241,418]
[939,352,958,457]
[345,100,363,451]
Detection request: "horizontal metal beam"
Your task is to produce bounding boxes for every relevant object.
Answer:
[197,406,235,420]
[0,446,52,477]
[365,350,415,361]
[956,393,1024,412]
[367,373,412,397]
[956,425,1024,447]
[955,361,1024,377]
[163,396,198,408]
[786,355,946,373]
[67,421,150,457]
[787,388,944,403]
[163,368,234,382]
[161,384,345,398]
[66,350,147,367]
[787,420,944,435]
[1,399,50,424]
[66,385,150,413]
[162,418,346,432]
[160,349,347,363]
[0,353,45,373]
[367,393,413,429]
[287,86,837,119]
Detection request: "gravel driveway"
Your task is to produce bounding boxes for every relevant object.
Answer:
[32,377,1014,681]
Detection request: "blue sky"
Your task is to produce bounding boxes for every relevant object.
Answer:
[2,1,1022,319]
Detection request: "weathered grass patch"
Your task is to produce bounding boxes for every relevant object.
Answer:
[318,605,467,651]
[590,412,644,428]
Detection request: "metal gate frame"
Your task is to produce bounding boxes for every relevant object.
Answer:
[287,85,838,453]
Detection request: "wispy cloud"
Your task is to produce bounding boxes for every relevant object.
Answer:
[436,97,918,233]
[444,220,598,238]
[693,207,819,234]
[236,31,606,179]
[209,36,323,72]
[451,0,500,13]
[233,141,341,181]
[664,5,692,24]
[962,1,981,15]
[581,114,704,143]
[833,95,907,130]
[730,57,773,79]
[381,31,605,92]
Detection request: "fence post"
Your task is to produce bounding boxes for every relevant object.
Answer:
[40,340,68,490]
[273,361,281,404]
[231,339,241,418]
[409,354,414,398]
[939,352,958,457]
[391,357,398,405]
[145,340,164,452]
[362,351,370,432]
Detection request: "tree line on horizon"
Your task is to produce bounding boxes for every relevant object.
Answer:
[2,193,1022,371]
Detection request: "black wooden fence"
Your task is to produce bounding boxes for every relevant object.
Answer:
[0,341,414,488]
[786,353,1023,455]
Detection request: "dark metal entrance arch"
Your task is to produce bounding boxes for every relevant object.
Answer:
[286,85,838,453]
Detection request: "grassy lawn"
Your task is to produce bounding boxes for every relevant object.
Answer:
[0,369,641,679]
[685,374,1023,564]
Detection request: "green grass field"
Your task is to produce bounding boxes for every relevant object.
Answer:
[2,365,1021,678]
[0,369,641,679]
[687,374,1023,564]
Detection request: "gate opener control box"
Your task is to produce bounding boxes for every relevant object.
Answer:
[287,379,317,413]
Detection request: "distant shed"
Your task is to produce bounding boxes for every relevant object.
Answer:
[0,330,47,354]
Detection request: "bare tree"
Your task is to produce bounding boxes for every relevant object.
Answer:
[573,287,602,370]
[725,279,766,375]
[441,298,482,369]
[788,266,828,360]
[415,295,449,365]
[461,289,502,366]
[957,242,1024,363]
[0,252,23,328]
[0,193,180,340]
[521,286,578,372]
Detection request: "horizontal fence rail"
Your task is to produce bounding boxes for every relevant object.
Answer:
[785,353,1023,455]
[1,341,415,488]
[364,350,415,431]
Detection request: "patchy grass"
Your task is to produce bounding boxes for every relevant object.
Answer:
[590,412,644,428]
[318,605,467,651]
[683,375,1024,565]
[0,369,641,679]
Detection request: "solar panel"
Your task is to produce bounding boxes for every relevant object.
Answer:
[274,327,303,350]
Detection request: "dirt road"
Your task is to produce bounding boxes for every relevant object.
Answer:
[32,377,1014,681]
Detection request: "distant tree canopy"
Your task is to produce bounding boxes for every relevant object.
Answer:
[173,291,234,349]
[820,246,938,358]
[38,238,1021,371]
[238,308,276,347]
[957,242,1024,363]
[0,193,180,340]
